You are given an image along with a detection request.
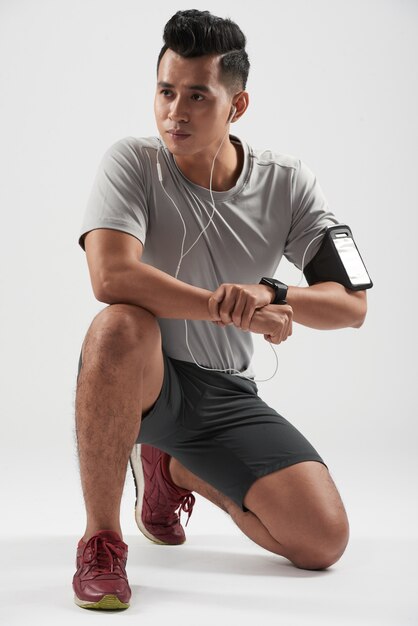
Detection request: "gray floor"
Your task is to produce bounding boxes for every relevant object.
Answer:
[2,531,417,625]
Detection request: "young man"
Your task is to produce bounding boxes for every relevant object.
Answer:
[73,9,368,610]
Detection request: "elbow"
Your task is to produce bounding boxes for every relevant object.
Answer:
[351,303,367,328]
[348,289,368,329]
[352,318,364,329]
[94,278,114,303]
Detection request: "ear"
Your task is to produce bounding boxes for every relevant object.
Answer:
[230,91,250,122]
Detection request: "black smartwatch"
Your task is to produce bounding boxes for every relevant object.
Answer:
[259,277,288,304]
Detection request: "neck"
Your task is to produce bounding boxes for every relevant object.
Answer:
[173,137,244,192]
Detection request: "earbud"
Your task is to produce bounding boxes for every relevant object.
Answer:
[228,105,237,123]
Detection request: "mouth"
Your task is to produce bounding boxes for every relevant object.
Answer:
[167,130,191,137]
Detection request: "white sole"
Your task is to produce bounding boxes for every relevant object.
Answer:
[129,444,168,545]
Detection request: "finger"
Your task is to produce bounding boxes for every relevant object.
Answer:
[280,307,291,339]
[280,318,289,342]
[287,306,293,332]
[220,310,235,325]
[219,292,237,325]
[210,286,227,319]
[208,296,220,321]
[240,296,257,331]
[231,290,248,328]
[285,312,292,339]
[279,312,290,342]
[269,333,280,345]
[213,285,226,301]
[272,317,287,344]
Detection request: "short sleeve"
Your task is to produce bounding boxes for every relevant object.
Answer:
[78,137,149,251]
[283,159,339,270]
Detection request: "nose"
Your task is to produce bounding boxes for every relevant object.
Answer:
[168,96,189,123]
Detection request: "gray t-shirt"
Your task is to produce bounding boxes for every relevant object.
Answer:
[78,134,339,379]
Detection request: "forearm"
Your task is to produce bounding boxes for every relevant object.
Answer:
[285,281,367,330]
[101,262,212,321]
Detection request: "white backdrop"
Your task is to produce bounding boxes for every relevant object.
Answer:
[0,0,417,549]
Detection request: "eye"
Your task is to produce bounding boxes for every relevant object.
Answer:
[159,89,204,102]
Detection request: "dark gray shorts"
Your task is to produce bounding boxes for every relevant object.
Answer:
[77,347,327,512]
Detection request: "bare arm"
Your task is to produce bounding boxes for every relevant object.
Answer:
[84,229,214,321]
[207,280,367,343]
[83,229,366,332]
[284,282,367,329]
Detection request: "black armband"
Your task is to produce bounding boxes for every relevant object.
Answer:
[303,224,373,290]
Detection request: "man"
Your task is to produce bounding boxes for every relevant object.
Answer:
[72,9,369,610]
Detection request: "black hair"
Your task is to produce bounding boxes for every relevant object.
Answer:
[156,9,250,96]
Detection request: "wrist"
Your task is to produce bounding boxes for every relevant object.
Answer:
[285,285,301,305]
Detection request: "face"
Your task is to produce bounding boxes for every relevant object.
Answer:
[154,49,237,158]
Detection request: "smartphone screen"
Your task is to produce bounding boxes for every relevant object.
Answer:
[333,235,372,286]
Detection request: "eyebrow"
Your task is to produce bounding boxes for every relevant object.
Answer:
[157,80,211,93]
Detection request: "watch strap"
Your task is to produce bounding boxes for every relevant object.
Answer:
[259,277,288,304]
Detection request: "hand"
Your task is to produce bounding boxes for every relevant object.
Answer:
[207,283,274,331]
[248,304,293,344]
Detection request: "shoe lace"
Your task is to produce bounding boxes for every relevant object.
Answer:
[177,493,196,527]
[82,535,126,574]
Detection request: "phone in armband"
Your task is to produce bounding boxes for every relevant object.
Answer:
[303,224,373,291]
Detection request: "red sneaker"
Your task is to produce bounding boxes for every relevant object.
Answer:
[129,444,195,545]
[72,530,131,610]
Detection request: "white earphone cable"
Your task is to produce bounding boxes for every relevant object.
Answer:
[156,126,322,383]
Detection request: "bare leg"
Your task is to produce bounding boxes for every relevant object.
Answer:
[75,304,165,543]
[169,457,349,570]
[75,302,348,569]
[169,457,295,560]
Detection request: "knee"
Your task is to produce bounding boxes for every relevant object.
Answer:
[85,303,161,357]
[289,514,350,570]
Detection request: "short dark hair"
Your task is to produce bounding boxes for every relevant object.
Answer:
[156,9,250,96]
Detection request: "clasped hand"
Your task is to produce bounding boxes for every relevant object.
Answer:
[207,283,293,345]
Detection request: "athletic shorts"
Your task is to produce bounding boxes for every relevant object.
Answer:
[77,347,327,512]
